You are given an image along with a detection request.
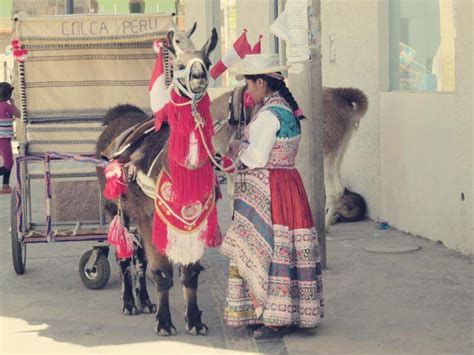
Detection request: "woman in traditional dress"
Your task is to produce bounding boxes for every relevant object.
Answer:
[220,54,324,338]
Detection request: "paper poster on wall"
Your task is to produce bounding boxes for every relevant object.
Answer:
[270,0,310,62]
[270,10,290,42]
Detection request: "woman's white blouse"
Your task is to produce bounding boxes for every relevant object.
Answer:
[239,110,280,169]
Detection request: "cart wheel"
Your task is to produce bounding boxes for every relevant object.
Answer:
[79,250,110,290]
[11,187,26,274]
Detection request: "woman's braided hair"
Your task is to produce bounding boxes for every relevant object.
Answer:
[244,73,305,120]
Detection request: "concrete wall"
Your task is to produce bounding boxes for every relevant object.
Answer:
[236,0,276,54]
[184,0,221,86]
[321,0,383,219]
[322,0,472,254]
[472,1,474,255]
[380,0,472,255]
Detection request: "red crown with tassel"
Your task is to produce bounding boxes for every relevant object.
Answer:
[11,39,28,63]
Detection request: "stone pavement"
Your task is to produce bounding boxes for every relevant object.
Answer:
[0,180,473,354]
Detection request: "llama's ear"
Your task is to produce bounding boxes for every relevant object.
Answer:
[201,27,218,59]
[164,29,176,57]
[186,22,197,38]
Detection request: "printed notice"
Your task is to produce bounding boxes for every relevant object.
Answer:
[286,0,308,46]
[271,0,310,63]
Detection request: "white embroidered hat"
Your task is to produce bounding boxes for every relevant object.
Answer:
[235,54,290,80]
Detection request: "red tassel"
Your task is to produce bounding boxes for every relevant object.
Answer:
[103,161,127,200]
[243,90,255,108]
[11,39,20,49]
[13,48,28,62]
[200,206,221,247]
[11,39,28,62]
[152,213,168,254]
[108,215,138,259]
[222,156,236,173]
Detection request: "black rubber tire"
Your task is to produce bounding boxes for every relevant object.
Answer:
[11,187,26,275]
[79,250,110,290]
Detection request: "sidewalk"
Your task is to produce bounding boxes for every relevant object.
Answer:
[0,185,472,354]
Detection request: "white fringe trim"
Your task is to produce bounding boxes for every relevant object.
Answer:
[165,221,206,265]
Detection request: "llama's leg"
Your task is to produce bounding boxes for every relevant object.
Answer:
[150,257,176,336]
[104,202,138,315]
[330,146,347,225]
[180,262,207,335]
[334,145,346,194]
[118,256,139,315]
[139,222,176,336]
[324,157,339,229]
[132,242,156,314]
[127,192,176,335]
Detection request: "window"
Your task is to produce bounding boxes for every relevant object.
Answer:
[96,0,178,15]
[389,0,455,92]
[0,0,12,32]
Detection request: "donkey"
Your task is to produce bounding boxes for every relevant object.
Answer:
[96,25,218,336]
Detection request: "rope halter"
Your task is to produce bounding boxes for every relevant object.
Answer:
[173,57,209,101]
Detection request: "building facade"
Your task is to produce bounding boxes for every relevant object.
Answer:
[2,0,472,254]
[321,0,472,254]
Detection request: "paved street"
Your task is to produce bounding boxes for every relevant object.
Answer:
[0,180,473,354]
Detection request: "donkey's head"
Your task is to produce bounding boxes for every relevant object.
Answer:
[164,23,218,98]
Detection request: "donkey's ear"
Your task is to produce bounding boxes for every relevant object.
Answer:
[186,22,197,38]
[201,27,218,58]
[164,29,176,57]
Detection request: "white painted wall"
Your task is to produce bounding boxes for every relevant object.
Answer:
[321,0,383,219]
[471,0,474,255]
[321,0,472,254]
[184,0,221,86]
[235,0,276,54]
[380,0,472,255]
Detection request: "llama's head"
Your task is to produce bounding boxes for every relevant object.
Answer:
[164,23,218,98]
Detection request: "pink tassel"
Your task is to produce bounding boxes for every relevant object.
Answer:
[103,161,127,200]
[293,108,304,118]
[222,156,235,173]
[11,39,28,63]
[243,91,255,108]
[200,206,221,247]
[11,39,20,49]
[108,215,139,259]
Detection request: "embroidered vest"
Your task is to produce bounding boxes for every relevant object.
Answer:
[263,105,301,169]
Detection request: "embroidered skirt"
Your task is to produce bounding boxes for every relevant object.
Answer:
[220,168,324,328]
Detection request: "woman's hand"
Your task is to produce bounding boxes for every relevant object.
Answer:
[227,140,243,160]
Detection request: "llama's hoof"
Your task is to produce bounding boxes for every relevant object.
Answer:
[197,324,208,335]
[155,322,177,336]
[144,303,157,314]
[141,300,157,314]
[122,303,139,316]
[186,322,208,336]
